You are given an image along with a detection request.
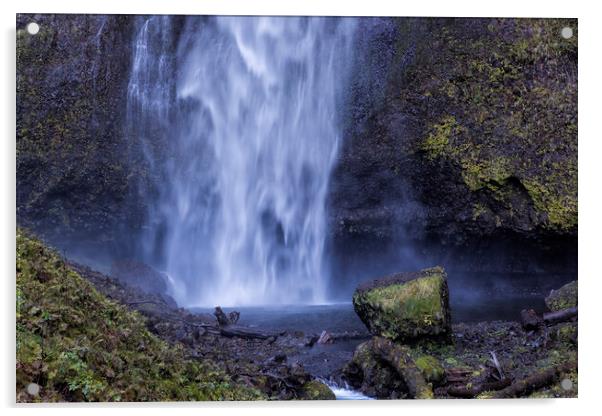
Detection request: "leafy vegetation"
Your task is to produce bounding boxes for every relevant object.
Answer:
[16,229,264,402]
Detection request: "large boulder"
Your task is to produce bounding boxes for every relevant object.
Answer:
[545,280,577,311]
[352,266,451,341]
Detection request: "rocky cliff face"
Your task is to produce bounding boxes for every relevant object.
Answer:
[329,18,577,280]
[16,14,139,257]
[16,16,577,279]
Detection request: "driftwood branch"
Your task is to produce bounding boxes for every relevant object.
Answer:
[492,361,577,398]
[543,307,577,325]
[447,378,511,398]
[489,351,505,380]
[162,314,280,340]
[126,300,167,307]
[219,325,279,340]
[370,337,434,399]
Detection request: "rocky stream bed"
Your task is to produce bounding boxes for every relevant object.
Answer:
[17,231,576,401]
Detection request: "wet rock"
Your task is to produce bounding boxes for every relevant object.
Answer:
[272,353,287,364]
[545,281,577,312]
[342,340,406,398]
[551,322,577,345]
[352,266,451,341]
[342,337,435,399]
[317,330,334,344]
[299,380,336,400]
[521,309,543,330]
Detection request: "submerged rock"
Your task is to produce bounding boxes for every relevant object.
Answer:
[545,280,577,312]
[352,266,451,341]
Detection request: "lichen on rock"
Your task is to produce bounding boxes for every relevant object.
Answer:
[352,266,451,341]
[299,380,336,400]
[545,280,577,312]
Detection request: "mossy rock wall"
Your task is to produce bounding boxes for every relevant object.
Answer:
[16,14,147,257]
[329,17,577,278]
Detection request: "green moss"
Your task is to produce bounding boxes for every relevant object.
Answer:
[472,202,487,220]
[299,380,336,400]
[420,115,458,161]
[414,355,445,385]
[353,267,450,341]
[524,179,577,231]
[406,18,577,233]
[16,229,264,402]
[545,281,578,311]
[460,156,512,192]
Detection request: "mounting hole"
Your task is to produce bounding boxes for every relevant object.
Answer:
[26,22,40,35]
[560,378,573,391]
[26,382,40,396]
[561,27,573,39]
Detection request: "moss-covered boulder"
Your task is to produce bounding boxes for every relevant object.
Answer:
[352,266,451,341]
[342,340,406,398]
[414,354,445,385]
[545,280,577,311]
[342,337,435,399]
[299,380,336,400]
[16,229,264,402]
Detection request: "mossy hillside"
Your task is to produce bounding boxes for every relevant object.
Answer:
[403,18,577,233]
[353,267,451,341]
[16,229,264,402]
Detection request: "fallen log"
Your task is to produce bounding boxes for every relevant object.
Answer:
[162,316,279,340]
[447,378,511,398]
[543,307,577,325]
[492,361,577,398]
[445,367,473,383]
[219,325,280,340]
[370,337,434,399]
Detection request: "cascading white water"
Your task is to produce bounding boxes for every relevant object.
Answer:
[128,16,356,306]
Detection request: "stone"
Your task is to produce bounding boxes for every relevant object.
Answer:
[317,330,333,344]
[545,281,577,312]
[352,266,451,341]
[414,355,445,385]
[299,380,336,400]
[520,309,543,330]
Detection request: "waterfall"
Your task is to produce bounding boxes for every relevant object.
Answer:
[127,16,356,306]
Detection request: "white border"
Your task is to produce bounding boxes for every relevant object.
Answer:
[2,1,600,415]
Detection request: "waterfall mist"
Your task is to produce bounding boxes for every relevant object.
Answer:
[127,16,357,306]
